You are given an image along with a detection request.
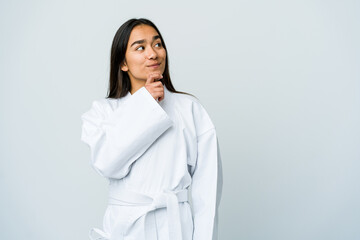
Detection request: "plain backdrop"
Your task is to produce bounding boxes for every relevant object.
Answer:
[0,0,359,239]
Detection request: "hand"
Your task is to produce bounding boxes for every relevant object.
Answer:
[144,72,164,102]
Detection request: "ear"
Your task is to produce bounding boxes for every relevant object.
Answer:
[120,61,128,72]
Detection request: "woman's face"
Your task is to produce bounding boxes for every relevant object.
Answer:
[121,24,166,82]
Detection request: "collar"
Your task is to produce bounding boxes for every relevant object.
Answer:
[125,84,171,102]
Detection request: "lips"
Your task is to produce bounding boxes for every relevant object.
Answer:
[147,63,160,67]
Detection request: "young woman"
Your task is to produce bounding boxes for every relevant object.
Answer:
[81,18,223,240]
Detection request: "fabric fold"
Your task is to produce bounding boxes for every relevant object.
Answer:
[81,86,174,179]
[106,188,188,240]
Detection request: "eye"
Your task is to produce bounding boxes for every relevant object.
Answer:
[155,42,162,47]
[136,46,144,51]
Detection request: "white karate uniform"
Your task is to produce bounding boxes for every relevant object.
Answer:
[80,84,223,240]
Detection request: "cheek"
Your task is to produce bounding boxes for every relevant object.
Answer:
[127,54,145,69]
[160,49,167,59]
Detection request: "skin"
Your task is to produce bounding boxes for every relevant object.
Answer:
[121,24,167,101]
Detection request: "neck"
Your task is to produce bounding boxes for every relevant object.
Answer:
[129,79,146,95]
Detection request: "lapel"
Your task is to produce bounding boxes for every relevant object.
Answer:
[160,84,172,107]
[122,84,172,106]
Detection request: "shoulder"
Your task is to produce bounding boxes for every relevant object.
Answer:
[81,98,118,120]
[92,98,117,107]
[170,91,203,109]
[171,91,216,136]
[91,97,121,112]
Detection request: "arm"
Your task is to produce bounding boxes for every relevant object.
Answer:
[190,127,223,240]
[80,86,173,179]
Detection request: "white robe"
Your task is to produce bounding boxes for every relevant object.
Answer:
[80,84,223,240]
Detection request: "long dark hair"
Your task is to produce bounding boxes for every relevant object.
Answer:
[106,18,195,99]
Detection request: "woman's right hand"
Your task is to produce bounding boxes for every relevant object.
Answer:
[145,72,164,102]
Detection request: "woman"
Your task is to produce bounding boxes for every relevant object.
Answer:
[81,18,223,240]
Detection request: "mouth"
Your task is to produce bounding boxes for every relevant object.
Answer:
[147,63,161,68]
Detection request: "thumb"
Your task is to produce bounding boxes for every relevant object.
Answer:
[146,72,162,85]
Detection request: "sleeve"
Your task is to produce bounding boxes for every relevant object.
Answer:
[80,86,174,179]
[190,127,223,240]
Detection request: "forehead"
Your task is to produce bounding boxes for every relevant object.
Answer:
[128,25,159,42]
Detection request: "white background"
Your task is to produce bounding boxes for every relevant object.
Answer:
[0,0,359,239]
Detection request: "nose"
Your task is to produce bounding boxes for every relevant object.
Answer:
[145,46,157,60]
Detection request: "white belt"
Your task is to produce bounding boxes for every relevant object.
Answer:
[89,188,188,240]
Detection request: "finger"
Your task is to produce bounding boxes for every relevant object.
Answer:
[157,89,164,102]
[153,81,163,88]
[146,72,163,84]
[145,87,162,100]
[150,88,163,100]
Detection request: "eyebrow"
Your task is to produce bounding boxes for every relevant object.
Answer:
[130,35,161,47]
